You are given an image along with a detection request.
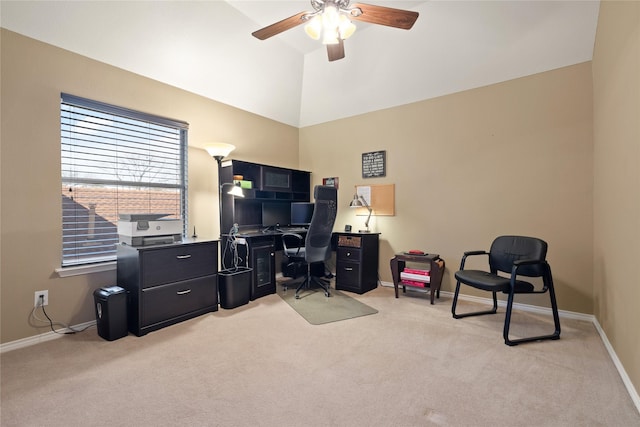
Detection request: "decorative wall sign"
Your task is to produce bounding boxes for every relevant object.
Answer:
[362,150,386,178]
[322,177,339,189]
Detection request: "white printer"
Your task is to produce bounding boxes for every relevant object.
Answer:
[118,213,183,246]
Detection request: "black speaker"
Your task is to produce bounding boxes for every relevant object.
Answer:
[93,286,128,341]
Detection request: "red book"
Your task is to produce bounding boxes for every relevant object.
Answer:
[403,268,430,276]
[400,271,431,283]
[401,279,427,288]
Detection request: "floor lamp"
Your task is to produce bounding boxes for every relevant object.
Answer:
[204,143,243,238]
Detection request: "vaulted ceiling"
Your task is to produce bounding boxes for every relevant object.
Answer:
[1,1,600,127]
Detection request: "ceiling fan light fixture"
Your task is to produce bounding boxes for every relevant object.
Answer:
[304,15,322,40]
[322,31,340,45]
[252,0,418,62]
[321,4,341,44]
[338,15,356,40]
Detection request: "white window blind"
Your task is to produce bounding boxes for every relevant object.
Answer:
[61,94,188,267]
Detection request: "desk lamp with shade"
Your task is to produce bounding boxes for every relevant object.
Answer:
[349,193,372,232]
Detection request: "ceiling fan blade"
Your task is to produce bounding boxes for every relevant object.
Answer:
[327,39,345,62]
[252,11,308,40]
[349,3,419,30]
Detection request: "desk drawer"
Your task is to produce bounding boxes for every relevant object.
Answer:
[336,261,360,286]
[337,247,362,262]
[141,275,217,326]
[338,235,361,248]
[141,243,217,288]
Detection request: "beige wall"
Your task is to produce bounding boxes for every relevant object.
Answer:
[592,0,640,403]
[0,29,298,343]
[300,62,594,314]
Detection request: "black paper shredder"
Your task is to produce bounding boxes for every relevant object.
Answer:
[93,286,128,341]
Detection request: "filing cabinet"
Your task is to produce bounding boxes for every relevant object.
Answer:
[117,239,219,336]
[334,232,380,294]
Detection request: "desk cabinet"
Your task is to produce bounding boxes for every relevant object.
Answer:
[335,232,380,294]
[248,239,276,300]
[117,240,218,336]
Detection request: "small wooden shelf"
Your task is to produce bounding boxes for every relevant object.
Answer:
[390,253,445,304]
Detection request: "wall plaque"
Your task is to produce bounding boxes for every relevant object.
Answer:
[362,150,386,178]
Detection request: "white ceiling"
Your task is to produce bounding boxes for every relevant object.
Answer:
[1,1,600,128]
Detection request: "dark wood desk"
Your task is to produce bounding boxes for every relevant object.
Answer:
[390,253,445,304]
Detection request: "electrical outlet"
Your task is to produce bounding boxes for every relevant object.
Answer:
[34,290,49,307]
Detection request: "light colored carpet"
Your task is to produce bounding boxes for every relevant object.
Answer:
[276,281,378,325]
[1,286,639,426]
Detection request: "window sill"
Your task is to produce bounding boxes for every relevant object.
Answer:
[55,261,116,278]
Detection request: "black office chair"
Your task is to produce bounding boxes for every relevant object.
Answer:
[451,235,561,346]
[281,232,307,279]
[282,185,337,299]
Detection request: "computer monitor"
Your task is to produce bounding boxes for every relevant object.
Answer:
[290,202,314,226]
[261,203,291,228]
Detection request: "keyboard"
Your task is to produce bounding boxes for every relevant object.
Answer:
[278,227,308,233]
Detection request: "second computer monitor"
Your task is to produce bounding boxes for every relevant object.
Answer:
[290,202,314,226]
[262,202,291,228]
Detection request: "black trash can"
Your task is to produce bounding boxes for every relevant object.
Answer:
[93,286,128,341]
[218,267,252,309]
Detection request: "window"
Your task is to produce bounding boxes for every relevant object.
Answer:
[61,94,188,267]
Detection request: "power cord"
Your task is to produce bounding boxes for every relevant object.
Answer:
[29,295,93,335]
[222,223,246,271]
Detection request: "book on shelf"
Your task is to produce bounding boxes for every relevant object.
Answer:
[400,271,431,283]
[401,279,427,288]
[402,268,430,276]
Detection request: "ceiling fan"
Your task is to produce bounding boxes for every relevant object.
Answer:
[251,0,419,62]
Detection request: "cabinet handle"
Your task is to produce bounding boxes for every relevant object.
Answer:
[176,289,191,295]
[176,255,192,259]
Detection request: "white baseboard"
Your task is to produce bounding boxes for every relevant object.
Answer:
[592,317,640,411]
[380,279,639,413]
[0,321,96,354]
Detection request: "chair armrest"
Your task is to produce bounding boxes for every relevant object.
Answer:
[460,250,488,270]
[281,232,304,240]
[281,233,304,255]
[509,259,550,290]
[464,250,488,257]
[513,258,545,267]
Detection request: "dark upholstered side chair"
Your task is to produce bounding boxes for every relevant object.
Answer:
[283,185,337,299]
[451,235,561,346]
